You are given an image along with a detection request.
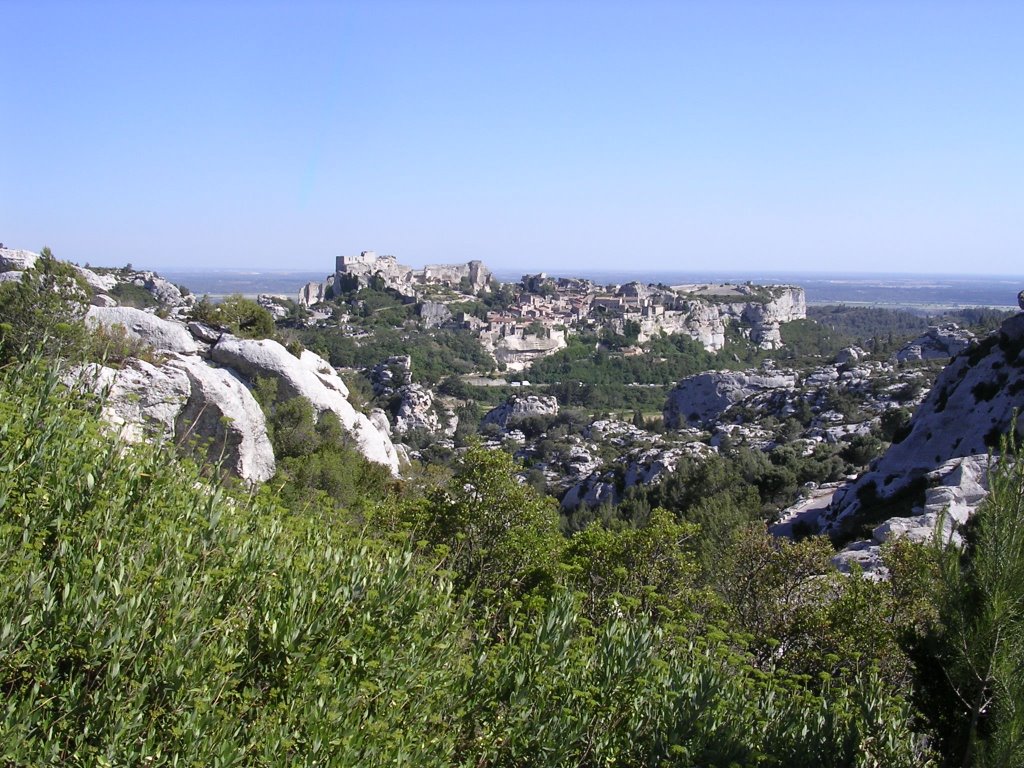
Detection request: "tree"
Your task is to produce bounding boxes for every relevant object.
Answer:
[919,445,1024,766]
[418,446,563,603]
[0,247,89,361]
[562,507,704,626]
[188,293,275,339]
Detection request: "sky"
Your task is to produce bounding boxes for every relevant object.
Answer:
[2,0,1022,275]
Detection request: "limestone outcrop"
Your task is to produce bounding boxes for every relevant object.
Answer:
[391,383,457,436]
[79,357,276,483]
[895,324,975,363]
[0,247,39,272]
[419,301,453,328]
[664,368,799,429]
[483,395,559,429]
[819,313,1024,537]
[298,281,326,307]
[831,456,989,579]
[86,306,201,355]
[211,337,401,474]
[479,328,567,372]
[370,355,413,397]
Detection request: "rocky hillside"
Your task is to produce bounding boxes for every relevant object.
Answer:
[84,307,402,479]
[761,309,1024,575]
[0,248,400,481]
[823,313,1024,534]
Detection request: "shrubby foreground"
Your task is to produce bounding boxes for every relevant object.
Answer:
[0,354,934,766]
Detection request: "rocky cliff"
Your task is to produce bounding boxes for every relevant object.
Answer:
[821,313,1024,537]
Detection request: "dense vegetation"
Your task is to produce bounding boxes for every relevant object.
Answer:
[1,353,936,766]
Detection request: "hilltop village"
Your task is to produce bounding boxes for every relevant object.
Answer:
[294,250,806,369]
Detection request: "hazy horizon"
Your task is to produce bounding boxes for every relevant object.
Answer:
[3,1,1021,275]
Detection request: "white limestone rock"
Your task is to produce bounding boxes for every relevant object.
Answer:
[483,394,559,429]
[824,318,1024,531]
[297,281,326,307]
[664,368,798,428]
[298,349,349,397]
[830,455,990,580]
[91,293,118,307]
[211,335,400,474]
[133,273,188,307]
[165,356,276,483]
[75,265,117,292]
[419,301,453,328]
[83,360,192,441]
[78,357,276,483]
[0,248,38,272]
[85,306,202,355]
[896,324,975,363]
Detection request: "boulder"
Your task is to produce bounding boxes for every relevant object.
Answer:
[78,357,276,484]
[0,271,25,284]
[211,336,400,474]
[483,394,559,429]
[166,356,276,482]
[85,306,202,355]
[896,324,975,363]
[0,248,38,272]
[664,368,798,428]
[134,273,188,307]
[75,265,117,292]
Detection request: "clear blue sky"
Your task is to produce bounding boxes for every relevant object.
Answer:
[2,0,1021,275]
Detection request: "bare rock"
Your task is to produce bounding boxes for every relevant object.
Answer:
[166,356,276,482]
[78,357,276,483]
[664,368,797,428]
[211,336,400,474]
[896,324,975,363]
[483,394,559,429]
[86,306,201,355]
[419,301,453,328]
[0,248,38,272]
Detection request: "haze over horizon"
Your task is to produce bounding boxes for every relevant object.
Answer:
[3,1,1021,276]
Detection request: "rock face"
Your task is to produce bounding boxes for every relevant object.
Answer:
[86,306,201,355]
[391,383,456,436]
[831,456,989,579]
[483,395,559,429]
[168,356,278,483]
[298,281,326,307]
[418,301,453,328]
[81,357,276,483]
[211,337,401,474]
[821,314,1024,536]
[664,368,799,428]
[370,355,413,397]
[480,328,568,372]
[896,324,975,363]
[0,248,39,272]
